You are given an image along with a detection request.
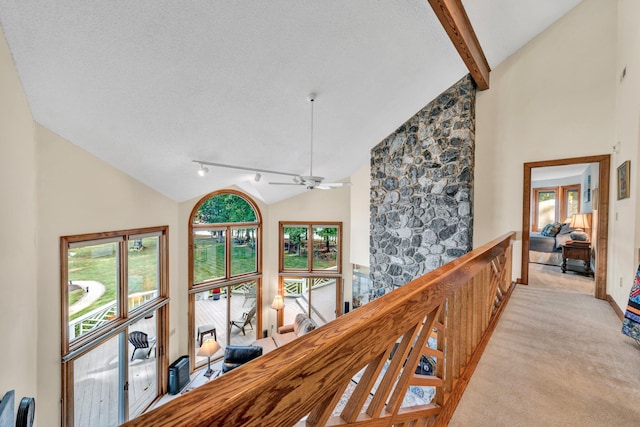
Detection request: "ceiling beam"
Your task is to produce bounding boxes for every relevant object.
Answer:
[428,0,491,90]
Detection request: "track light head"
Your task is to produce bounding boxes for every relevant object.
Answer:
[254,172,261,182]
[198,164,209,176]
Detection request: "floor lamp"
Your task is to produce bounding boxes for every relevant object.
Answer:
[271,295,285,334]
[197,338,221,378]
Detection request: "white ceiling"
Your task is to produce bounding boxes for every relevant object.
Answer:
[0,0,582,203]
[531,163,591,182]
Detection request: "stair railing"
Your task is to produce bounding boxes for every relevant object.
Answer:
[125,232,515,427]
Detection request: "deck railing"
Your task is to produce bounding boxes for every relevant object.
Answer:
[125,232,515,427]
[68,290,158,339]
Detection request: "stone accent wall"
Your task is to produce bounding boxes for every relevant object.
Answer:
[368,75,475,296]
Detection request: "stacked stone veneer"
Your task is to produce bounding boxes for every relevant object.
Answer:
[368,75,476,297]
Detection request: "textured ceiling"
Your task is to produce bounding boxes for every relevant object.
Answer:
[0,0,582,203]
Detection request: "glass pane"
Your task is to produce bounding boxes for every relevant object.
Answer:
[282,277,308,325]
[128,236,159,310]
[310,278,337,326]
[193,194,257,224]
[312,226,338,271]
[73,334,121,427]
[537,191,556,227]
[128,313,158,418]
[283,226,308,270]
[566,189,579,218]
[193,229,226,283]
[231,227,257,276]
[229,281,257,345]
[194,289,225,367]
[68,241,119,341]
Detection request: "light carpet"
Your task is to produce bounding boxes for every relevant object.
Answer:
[449,264,640,426]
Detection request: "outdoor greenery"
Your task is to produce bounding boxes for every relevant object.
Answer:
[283,226,338,270]
[194,193,257,224]
[193,236,257,283]
[67,237,159,320]
[68,288,84,306]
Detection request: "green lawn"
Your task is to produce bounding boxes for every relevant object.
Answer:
[193,237,257,283]
[68,237,159,320]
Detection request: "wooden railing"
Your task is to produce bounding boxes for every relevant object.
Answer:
[125,232,515,427]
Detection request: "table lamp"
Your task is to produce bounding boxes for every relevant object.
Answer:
[197,338,221,378]
[569,213,589,241]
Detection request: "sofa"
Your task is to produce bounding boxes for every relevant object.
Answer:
[253,313,317,353]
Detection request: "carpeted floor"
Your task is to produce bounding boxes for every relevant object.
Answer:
[449,264,640,426]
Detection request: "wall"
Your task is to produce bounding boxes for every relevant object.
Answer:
[613,0,640,310]
[369,75,475,295]
[474,0,617,282]
[36,125,181,423]
[0,27,38,416]
[349,162,371,267]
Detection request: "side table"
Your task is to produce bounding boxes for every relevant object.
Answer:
[561,243,593,277]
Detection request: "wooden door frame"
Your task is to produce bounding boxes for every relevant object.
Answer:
[521,155,610,300]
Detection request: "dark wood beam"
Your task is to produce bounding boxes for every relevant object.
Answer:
[428,0,491,90]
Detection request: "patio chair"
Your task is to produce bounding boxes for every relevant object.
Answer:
[128,331,157,361]
[230,306,256,335]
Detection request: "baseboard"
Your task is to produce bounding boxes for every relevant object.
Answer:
[607,294,624,321]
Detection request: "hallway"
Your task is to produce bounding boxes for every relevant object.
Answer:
[449,266,640,426]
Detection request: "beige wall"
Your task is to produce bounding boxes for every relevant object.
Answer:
[474,0,617,283]
[0,27,38,415]
[349,162,371,267]
[612,0,640,309]
[36,125,181,423]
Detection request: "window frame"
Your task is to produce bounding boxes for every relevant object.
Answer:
[188,190,263,371]
[278,221,343,327]
[60,225,169,426]
[532,184,581,231]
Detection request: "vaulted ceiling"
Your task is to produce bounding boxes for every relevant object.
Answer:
[0,0,582,203]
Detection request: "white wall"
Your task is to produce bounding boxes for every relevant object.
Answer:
[474,0,617,281]
[0,26,38,416]
[36,125,181,424]
[612,0,640,309]
[349,162,371,267]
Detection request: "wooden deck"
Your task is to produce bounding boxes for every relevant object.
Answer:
[73,283,338,425]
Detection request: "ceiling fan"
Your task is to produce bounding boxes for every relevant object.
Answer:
[268,93,351,190]
[193,93,351,190]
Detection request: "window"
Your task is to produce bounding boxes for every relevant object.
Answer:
[532,185,581,231]
[279,222,342,327]
[189,191,262,369]
[61,226,169,426]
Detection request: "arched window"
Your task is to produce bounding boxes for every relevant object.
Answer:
[189,190,262,370]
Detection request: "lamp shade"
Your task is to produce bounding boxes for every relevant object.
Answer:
[271,295,285,310]
[197,338,220,358]
[569,213,589,230]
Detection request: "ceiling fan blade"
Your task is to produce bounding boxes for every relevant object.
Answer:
[322,182,352,187]
[268,182,302,186]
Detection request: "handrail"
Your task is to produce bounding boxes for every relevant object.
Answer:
[126,232,516,427]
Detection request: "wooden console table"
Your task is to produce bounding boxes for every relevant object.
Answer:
[562,243,593,277]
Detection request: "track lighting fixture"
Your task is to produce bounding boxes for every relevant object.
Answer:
[197,163,209,177]
[254,173,261,182]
